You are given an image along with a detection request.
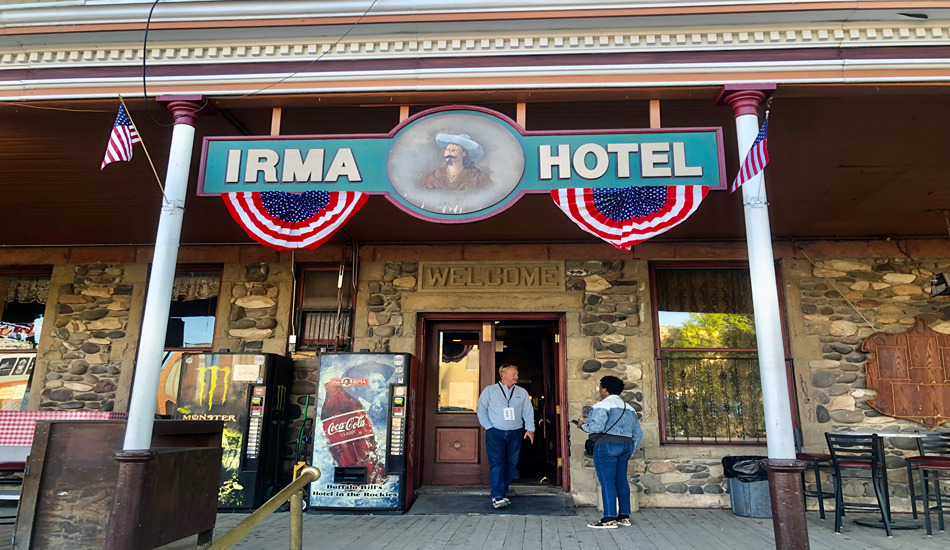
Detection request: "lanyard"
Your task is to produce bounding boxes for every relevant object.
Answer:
[498,382,515,406]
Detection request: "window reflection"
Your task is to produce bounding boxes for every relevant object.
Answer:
[438,331,479,413]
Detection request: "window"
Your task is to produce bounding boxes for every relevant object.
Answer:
[296,268,353,352]
[1,273,50,351]
[164,270,220,350]
[652,264,766,444]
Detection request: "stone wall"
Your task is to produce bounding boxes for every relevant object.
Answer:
[28,263,146,411]
[349,257,738,509]
[787,256,950,509]
[213,262,293,355]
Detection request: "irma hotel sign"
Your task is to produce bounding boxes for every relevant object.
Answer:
[198,105,726,223]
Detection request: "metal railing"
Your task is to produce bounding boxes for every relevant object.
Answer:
[659,352,766,444]
[209,466,320,550]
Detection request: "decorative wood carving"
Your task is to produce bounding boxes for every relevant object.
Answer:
[435,428,480,463]
[861,318,950,428]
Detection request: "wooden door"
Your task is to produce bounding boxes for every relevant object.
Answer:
[421,321,494,485]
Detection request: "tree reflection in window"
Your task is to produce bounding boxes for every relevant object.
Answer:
[654,266,766,444]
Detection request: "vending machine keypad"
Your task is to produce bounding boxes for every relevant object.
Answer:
[386,384,408,473]
[247,385,265,461]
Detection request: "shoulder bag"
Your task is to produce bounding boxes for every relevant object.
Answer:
[584,408,627,457]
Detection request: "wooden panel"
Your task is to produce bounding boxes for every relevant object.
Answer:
[435,428,480,464]
[15,420,222,550]
[862,318,950,428]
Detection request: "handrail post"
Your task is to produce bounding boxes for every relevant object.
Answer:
[209,466,319,550]
[290,489,303,550]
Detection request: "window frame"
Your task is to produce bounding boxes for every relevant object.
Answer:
[0,265,53,353]
[163,264,222,352]
[294,264,357,352]
[649,260,797,446]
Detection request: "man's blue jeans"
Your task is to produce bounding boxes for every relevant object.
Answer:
[485,428,523,499]
[593,440,635,518]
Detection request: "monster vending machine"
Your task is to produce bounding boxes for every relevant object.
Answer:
[309,352,416,512]
[175,352,292,509]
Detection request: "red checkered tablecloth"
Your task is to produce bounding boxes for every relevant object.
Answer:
[0,411,128,447]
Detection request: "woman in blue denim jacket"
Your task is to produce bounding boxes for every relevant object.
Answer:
[575,375,643,529]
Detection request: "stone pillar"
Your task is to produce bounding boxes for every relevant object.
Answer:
[718,84,808,550]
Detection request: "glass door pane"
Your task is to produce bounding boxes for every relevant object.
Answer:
[437,331,480,413]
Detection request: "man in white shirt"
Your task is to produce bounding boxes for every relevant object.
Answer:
[476,363,535,509]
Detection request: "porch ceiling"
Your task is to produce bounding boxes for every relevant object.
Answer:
[2,86,949,249]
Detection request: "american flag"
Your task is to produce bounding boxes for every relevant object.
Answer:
[730,117,769,193]
[100,104,141,170]
[551,185,709,250]
[222,191,367,250]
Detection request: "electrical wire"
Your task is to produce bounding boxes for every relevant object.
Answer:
[139,0,379,127]
[231,0,380,99]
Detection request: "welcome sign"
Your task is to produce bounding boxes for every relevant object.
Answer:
[198,106,725,223]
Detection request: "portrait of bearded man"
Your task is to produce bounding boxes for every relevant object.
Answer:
[420,133,492,191]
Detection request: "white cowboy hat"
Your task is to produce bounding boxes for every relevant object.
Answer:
[435,133,484,160]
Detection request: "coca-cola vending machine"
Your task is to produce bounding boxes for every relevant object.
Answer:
[309,352,417,512]
[175,352,292,509]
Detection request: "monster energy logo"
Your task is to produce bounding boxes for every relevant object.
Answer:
[196,365,231,410]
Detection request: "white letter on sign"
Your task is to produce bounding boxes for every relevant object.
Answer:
[607,143,639,178]
[245,149,279,183]
[640,143,671,178]
[282,149,325,183]
[225,150,241,183]
[539,144,571,180]
[324,148,362,182]
[572,144,609,180]
[672,142,703,177]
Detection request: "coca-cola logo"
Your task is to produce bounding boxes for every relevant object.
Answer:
[322,409,374,447]
[329,377,369,387]
[326,414,367,435]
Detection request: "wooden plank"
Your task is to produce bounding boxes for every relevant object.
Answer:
[388,515,454,550]
[628,509,678,549]
[646,508,709,549]
[649,100,661,129]
[539,515,561,550]
[445,516,480,548]
[553,513,581,550]
[569,513,604,550]
[373,515,429,550]
[502,515,527,550]
[617,515,661,550]
[459,516,495,550]
[678,509,768,550]
[420,515,466,550]
[522,512,543,550]
[338,516,407,550]
[479,514,512,550]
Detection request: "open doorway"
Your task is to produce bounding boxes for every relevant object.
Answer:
[494,320,559,486]
[419,315,565,491]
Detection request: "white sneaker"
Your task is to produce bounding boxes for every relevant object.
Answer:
[492,497,509,509]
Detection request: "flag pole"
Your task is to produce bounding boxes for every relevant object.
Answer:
[118,94,167,201]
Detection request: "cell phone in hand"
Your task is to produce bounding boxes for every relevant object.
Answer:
[571,419,579,426]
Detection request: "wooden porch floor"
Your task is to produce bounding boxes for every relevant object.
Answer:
[4,503,949,549]
[164,507,946,550]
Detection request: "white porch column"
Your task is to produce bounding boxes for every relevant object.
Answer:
[719,85,795,459]
[719,85,809,550]
[122,96,209,451]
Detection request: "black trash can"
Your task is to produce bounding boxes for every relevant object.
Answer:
[722,455,772,518]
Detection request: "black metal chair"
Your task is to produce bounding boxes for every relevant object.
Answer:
[797,451,835,519]
[905,433,950,535]
[825,433,893,536]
